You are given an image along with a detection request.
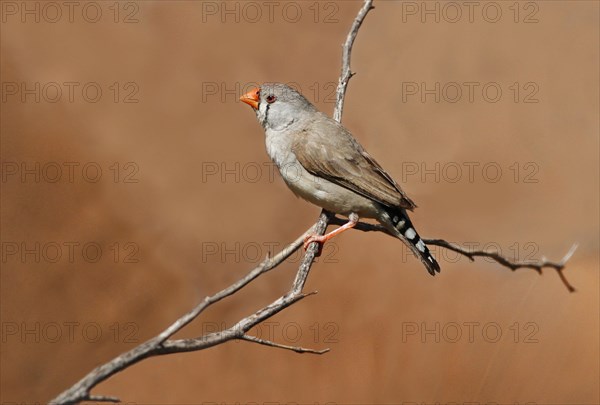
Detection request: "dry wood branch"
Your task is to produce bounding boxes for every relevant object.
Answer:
[50,2,375,404]
[329,216,578,292]
[87,396,119,403]
[50,226,313,404]
[240,334,330,355]
[333,0,374,122]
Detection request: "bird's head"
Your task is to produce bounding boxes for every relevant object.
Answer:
[240,83,317,131]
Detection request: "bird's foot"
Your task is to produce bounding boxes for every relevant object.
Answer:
[303,234,327,256]
[303,213,359,256]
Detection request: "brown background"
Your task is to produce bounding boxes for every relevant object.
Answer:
[1,1,598,404]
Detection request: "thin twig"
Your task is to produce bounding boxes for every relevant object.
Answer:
[87,395,120,403]
[334,0,374,122]
[424,239,578,293]
[50,224,313,404]
[240,334,330,355]
[329,216,578,292]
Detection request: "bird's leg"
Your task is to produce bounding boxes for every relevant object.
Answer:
[303,213,359,251]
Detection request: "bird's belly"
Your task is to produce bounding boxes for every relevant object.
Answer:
[280,162,380,218]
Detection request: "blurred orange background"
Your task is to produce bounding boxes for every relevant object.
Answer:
[1,1,598,404]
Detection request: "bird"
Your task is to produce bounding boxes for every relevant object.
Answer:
[240,83,440,276]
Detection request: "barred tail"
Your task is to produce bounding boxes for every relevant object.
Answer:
[389,209,440,276]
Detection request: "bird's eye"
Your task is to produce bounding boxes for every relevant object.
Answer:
[266,94,277,103]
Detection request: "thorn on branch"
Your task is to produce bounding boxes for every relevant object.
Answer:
[87,395,121,403]
[240,334,330,355]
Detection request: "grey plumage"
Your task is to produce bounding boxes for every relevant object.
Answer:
[242,82,440,276]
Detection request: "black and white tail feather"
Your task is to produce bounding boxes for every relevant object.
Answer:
[387,209,440,276]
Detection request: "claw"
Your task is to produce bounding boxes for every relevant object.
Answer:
[303,234,325,256]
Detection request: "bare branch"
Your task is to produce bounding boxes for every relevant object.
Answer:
[156,225,312,343]
[240,334,330,355]
[292,210,332,292]
[329,216,578,292]
[424,239,578,292]
[50,225,312,404]
[333,0,374,122]
[49,2,375,404]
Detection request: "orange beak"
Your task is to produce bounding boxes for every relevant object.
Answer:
[240,87,260,110]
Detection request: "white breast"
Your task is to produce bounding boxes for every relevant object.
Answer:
[264,129,380,218]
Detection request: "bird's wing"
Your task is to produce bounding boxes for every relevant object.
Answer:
[292,117,416,210]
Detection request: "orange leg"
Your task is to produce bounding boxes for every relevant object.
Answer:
[303,213,359,251]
